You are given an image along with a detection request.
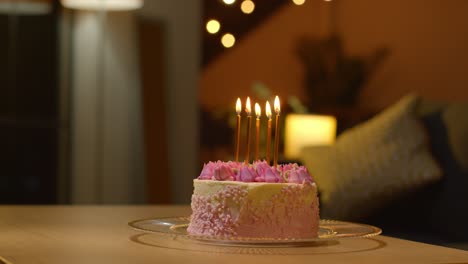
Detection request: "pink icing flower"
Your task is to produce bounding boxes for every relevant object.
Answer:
[225,161,242,173]
[253,161,269,182]
[280,163,298,182]
[199,160,312,183]
[265,167,282,183]
[212,164,235,181]
[281,163,299,173]
[255,176,266,182]
[254,160,269,173]
[288,166,313,184]
[238,165,257,182]
[199,162,216,180]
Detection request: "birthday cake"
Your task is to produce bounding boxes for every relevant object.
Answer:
[187,161,320,239]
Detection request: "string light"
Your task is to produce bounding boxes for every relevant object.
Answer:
[292,0,305,5]
[221,33,236,48]
[206,19,221,34]
[240,0,254,14]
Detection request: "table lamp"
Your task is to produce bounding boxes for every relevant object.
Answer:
[285,114,337,160]
[0,0,51,15]
[61,0,142,11]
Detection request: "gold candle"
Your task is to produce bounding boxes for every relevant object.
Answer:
[245,97,252,164]
[273,96,281,167]
[235,98,242,162]
[254,103,261,161]
[265,101,272,164]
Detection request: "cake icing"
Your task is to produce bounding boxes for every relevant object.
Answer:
[187,161,320,239]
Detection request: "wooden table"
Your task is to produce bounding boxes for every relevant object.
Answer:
[0,206,467,264]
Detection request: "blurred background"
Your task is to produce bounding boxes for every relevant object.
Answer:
[1,0,468,206]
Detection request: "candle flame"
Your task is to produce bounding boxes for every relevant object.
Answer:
[274,96,280,114]
[255,103,261,117]
[245,97,251,116]
[266,101,272,119]
[236,98,241,114]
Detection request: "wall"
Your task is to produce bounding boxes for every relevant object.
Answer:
[200,1,332,109]
[139,1,201,204]
[201,0,468,111]
[337,0,468,109]
[70,10,144,204]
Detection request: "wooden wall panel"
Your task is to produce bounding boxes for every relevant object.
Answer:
[139,19,171,204]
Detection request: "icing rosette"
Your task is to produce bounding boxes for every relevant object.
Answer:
[213,164,235,181]
[238,166,256,182]
[197,160,314,184]
[285,166,313,184]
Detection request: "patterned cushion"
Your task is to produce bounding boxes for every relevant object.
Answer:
[301,95,442,220]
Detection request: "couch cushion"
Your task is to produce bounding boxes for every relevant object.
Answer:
[422,106,468,241]
[301,94,442,220]
[443,103,468,171]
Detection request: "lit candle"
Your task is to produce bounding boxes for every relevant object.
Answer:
[254,103,261,161]
[273,96,281,167]
[235,98,242,162]
[245,97,252,164]
[265,101,272,164]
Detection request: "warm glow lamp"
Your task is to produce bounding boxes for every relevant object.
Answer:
[61,0,143,11]
[0,0,52,15]
[61,0,143,203]
[285,114,337,159]
[292,0,306,6]
[223,0,236,5]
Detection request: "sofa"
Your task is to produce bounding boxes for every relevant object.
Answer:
[300,95,468,250]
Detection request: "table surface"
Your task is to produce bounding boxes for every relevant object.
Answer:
[0,206,467,264]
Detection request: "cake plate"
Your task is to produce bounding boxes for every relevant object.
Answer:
[128,216,382,247]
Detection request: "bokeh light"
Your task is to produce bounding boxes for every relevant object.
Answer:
[206,19,221,34]
[240,0,255,14]
[292,0,306,5]
[221,33,236,48]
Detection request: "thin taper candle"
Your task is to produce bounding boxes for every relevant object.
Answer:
[265,101,272,164]
[254,103,261,161]
[245,97,252,164]
[235,98,242,162]
[273,96,281,167]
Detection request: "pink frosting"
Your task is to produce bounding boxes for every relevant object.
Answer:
[197,161,314,183]
[187,182,319,239]
[213,164,235,181]
[238,166,256,182]
[187,185,247,237]
[285,166,313,184]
